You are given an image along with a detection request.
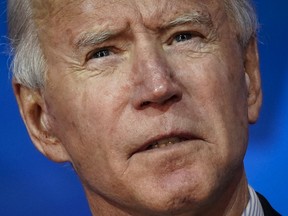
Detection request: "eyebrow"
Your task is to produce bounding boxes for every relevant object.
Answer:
[75,30,118,50]
[74,11,214,50]
[165,11,214,30]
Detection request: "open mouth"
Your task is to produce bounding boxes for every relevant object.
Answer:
[129,132,200,159]
[131,133,198,156]
[146,137,189,150]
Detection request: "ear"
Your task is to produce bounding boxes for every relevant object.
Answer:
[13,81,71,163]
[244,37,262,124]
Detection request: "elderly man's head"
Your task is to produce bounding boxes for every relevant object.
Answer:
[9,0,262,215]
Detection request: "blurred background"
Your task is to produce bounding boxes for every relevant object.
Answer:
[0,0,287,215]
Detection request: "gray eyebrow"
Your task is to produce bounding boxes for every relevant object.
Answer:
[75,11,214,50]
[166,12,214,30]
[75,30,117,50]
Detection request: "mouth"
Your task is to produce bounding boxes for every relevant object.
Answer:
[146,136,189,150]
[131,133,197,157]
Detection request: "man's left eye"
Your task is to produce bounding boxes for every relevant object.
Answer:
[91,49,111,59]
[174,33,193,43]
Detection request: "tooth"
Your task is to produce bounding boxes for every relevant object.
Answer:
[167,141,173,146]
[147,137,186,150]
[157,137,181,145]
[158,143,167,148]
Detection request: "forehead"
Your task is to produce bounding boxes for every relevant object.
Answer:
[31,0,224,27]
[31,0,227,55]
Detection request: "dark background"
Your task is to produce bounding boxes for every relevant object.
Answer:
[0,0,287,215]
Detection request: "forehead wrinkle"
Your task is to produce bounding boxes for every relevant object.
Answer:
[31,0,88,30]
[73,20,133,52]
[134,3,217,34]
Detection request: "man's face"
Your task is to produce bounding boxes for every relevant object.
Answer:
[31,0,257,214]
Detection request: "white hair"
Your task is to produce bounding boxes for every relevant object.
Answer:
[8,0,258,89]
[224,0,258,47]
[8,0,46,89]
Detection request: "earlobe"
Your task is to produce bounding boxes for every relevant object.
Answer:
[244,37,262,124]
[13,81,71,163]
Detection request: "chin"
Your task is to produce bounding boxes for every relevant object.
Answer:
[129,168,218,215]
[133,160,245,216]
[134,190,208,216]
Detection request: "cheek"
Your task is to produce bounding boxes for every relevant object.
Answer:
[44,85,127,190]
[173,53,248,150]
[174,51,247,114]
[46,75,133,165]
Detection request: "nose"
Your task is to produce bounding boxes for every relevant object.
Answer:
[131,43,182,110]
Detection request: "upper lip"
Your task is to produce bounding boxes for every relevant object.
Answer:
[130,132,199,157]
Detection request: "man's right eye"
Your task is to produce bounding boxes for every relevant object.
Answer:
[174,33,193,43]
[91,49,111,59]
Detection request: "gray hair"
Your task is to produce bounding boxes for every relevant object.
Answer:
[8,0,46,89]
[8,0,258,90]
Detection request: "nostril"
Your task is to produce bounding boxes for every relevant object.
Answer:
[140,101,151,107]
[169,95,180,103]
[139,94,181,109]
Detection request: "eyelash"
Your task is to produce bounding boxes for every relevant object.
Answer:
[174,32,193,43]
[87,47,113,60]
[169,31,204,45]
[92,49,110,58]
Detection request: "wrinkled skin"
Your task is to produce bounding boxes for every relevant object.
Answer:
[15,0,262,215]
